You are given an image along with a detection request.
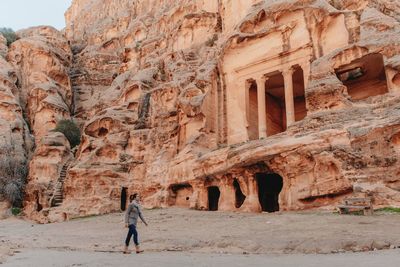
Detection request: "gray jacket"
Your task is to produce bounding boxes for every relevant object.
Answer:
[125,200,147,226]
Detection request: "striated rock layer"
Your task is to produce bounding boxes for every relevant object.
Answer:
[1,0,400,222]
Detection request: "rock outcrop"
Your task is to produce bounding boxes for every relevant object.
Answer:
[0,33,32,210]
[1,0,400,222]
[1,27,73,220]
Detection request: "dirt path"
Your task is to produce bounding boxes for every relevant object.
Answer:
[2,249,400,267]
[1,208,400,265]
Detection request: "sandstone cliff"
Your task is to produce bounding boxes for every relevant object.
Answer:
[1,0,400,222]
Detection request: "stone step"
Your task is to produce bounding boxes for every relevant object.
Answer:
[184,54,198,61]
[50,162,72,207]
[187,61,200,66]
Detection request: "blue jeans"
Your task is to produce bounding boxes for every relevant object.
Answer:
[125,224,139,246]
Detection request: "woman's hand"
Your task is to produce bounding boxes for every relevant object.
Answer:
[125,223,128,228]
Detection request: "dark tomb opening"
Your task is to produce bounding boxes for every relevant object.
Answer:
[121,187,128,211]
[255,173,283,212]
[208,186,220,211]
[233,178,246,208]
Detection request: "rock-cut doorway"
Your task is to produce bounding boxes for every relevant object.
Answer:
[121,187,128,211]
[208,186,220,211]
[255,173,283,212]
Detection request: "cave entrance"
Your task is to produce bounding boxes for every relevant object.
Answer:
[233,178,246,208]
[121,187,128,211]
[255,173,283,212]
[335,53,389,100]
[208,186,220,211]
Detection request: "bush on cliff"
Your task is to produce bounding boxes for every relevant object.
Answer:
[53,120,81,149]
[0,28,17,46]
[0,145,27,207]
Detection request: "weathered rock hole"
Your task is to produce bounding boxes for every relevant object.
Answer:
[98,127,109,137]
[12,127,21,133]
[82,144,95,154]
[392,73,400,86]
[335,53,389,101]
[391,132,400,150]
[127,102,138,110]
[168,183,193,208]
[14,54,21,63]
[95,145,117,159]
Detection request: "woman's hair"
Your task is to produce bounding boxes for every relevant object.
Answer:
[130,193,138,202]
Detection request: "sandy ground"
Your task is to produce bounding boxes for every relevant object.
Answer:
[2,249,400,267]
[1,208,400,266]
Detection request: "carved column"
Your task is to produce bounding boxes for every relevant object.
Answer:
[256,75,267,138]
[244,79,251,128]
[283,68,295,126]
[301,62,311,89]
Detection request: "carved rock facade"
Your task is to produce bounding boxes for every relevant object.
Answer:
[1,0,400,222]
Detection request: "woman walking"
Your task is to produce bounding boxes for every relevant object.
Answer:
[124,193,148,254]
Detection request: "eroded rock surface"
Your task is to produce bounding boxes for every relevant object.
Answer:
[7,26,73,142]
[0,33,33,211]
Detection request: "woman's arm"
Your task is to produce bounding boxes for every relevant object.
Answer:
[138,206,148,226]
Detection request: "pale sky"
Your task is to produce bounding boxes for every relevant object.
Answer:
[0,0,73,31]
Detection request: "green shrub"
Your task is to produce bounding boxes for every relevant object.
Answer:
[0,28,17,46]
[11,207,21,216]
[376,207,400,213]
[53,120,81,149]
[0,144,27,207]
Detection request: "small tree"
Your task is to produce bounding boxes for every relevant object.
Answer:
[0,144,27,207]
[53,120,81,149]
[0,28,17,46]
